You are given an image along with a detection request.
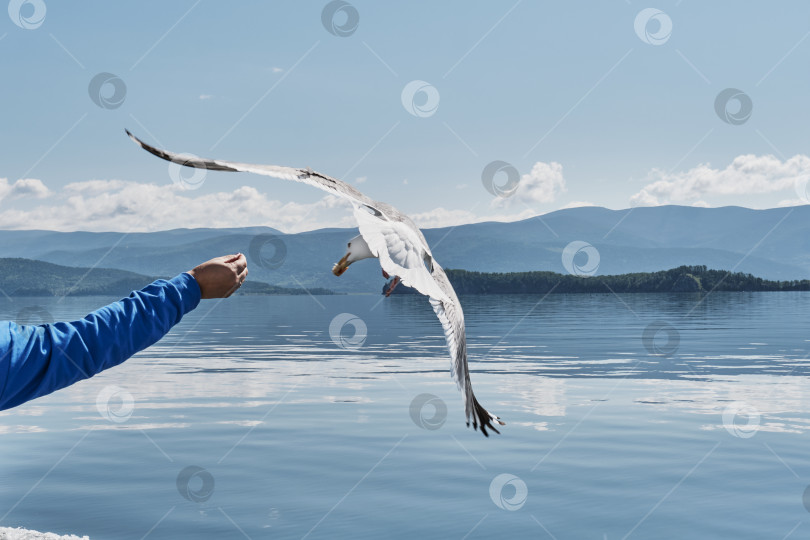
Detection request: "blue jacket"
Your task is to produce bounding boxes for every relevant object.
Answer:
[0,272,201,411]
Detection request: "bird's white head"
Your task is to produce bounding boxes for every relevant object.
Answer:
[332,234,375,276]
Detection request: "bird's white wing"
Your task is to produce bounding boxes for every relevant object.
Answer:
[127,130,379,211]
[429,262,503,437]
[127,130,449,301]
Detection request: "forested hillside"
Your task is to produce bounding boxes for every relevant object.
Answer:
[387,265,810,295]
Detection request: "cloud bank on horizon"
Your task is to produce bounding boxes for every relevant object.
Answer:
[0,153,808,232]
[631,154,810,208]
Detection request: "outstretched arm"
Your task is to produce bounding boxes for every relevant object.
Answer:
[0,253,247,411]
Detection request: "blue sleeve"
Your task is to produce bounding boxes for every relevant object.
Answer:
[0,272,201,411]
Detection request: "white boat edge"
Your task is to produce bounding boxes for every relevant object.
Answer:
[0,527,89,540]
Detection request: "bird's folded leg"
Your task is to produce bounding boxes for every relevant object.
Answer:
[382,269,390,279]
[384,276,401,297]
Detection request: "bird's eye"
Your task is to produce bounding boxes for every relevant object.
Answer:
[347,242,351,248]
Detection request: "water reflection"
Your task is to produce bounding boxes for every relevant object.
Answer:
[2,292,810,539]
[2,291,807,435]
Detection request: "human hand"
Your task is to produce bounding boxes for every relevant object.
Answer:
[187,253,248,299]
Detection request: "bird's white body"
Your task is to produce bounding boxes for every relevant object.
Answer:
[345,234,374,263]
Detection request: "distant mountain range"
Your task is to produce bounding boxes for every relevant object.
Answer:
[3,258,805,300]
[0,258,334,297]
[0,205,808,293]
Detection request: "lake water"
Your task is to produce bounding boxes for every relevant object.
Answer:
[1,291,810,539]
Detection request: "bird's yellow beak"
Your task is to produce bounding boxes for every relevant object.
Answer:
[332,253,350,276]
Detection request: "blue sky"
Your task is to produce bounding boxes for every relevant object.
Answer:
[1,1,809,232]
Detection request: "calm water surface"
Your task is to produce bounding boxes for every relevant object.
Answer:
[1,292,809,539]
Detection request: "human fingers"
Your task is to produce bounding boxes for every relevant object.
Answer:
[222,253,242,264]
[231,253,247,275]
[237,265,248,283]
[224,265,248,298]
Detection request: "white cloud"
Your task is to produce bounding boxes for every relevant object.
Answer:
[64,179,128,195]
[629,189,658,207]
[631,154,810,206]
[0,161,578,234]
[0,178,51,202]
[355,176,367,184]
[410,206,537,229]
[560,200,596,209]
[199,94,213,100]
[0,175,549,233]
[491,161,566,208]
[272,67,283,73]
[777,198,806,207]
[410,207,478,229]
[481,207,538,224]
[0,179,356,233]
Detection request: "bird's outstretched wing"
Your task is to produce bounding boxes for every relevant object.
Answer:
[127,130,501,435]
[429,261,504,436]
[126,129,377,209]
[126,130,447,301]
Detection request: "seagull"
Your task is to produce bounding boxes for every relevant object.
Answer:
[126,130,504,436]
